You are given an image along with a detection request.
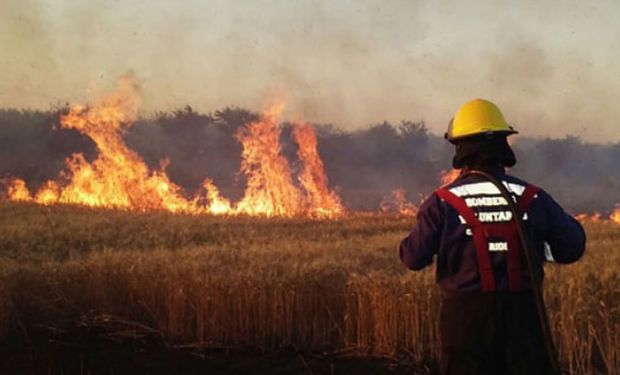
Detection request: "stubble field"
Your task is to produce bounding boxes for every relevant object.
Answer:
[0,202,618,374]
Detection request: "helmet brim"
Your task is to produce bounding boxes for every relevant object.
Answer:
[446,129,518,144]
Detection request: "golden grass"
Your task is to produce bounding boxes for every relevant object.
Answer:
[1,202,619,373]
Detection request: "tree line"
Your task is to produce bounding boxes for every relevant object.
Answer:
[1,107,618,213]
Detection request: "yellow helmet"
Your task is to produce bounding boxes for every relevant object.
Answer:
[445,99,517,143]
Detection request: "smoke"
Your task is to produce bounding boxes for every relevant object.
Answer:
[0,0,60,106]
[0,1,619,142]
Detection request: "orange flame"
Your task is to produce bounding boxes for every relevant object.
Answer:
[575,212,603,222]
[233,100,303,217]
[6,178,32,202]
[292,124,344,217]
[610,204,620,225]
[230,101,343,218]
[201,179,232,215]
[439,169,461,186]
[380,188,417,216]
[34,181,60,205]
[6,76,204,214]
[2,87,343,218]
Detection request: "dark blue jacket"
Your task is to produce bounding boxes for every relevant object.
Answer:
[399,168,586,292]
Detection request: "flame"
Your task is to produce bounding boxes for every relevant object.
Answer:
[5,76,204,214]
[380,188,417,216]
[6,178,32,202]
[2,86,343,218]
[0,75,346,217]
[228,102,343,218]
[292,124,343,217]
[610,205,620,225]
[34,181,60,205]
[439,169,461,186]
[201,179,232,215]
[232,100,303,217]
[575,212,603,222]
[575,207,620,225]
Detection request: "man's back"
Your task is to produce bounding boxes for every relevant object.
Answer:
[400,167,586,293]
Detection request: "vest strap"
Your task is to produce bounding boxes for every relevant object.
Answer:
[436,183,541,292]
[436,188,496,291]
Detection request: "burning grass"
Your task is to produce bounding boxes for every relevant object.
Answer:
[3,77,344,219]
[0,202,619,373]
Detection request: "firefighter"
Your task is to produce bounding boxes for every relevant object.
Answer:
[399,99,586,375]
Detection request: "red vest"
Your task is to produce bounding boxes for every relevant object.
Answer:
[435,184,540,292]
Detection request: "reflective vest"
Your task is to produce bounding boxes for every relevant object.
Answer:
[435,184,541,292]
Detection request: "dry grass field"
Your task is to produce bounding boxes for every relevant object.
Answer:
[0,202,619,374]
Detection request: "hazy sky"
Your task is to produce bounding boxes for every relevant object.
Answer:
[1,0,619,142]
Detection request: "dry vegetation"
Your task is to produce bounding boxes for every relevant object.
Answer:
[1,202,619,374]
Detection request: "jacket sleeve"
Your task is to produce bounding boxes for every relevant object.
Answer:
[539,190,586,264]
[399,193,443,270]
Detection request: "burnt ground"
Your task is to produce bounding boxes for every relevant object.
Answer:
[0,326,436,375]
